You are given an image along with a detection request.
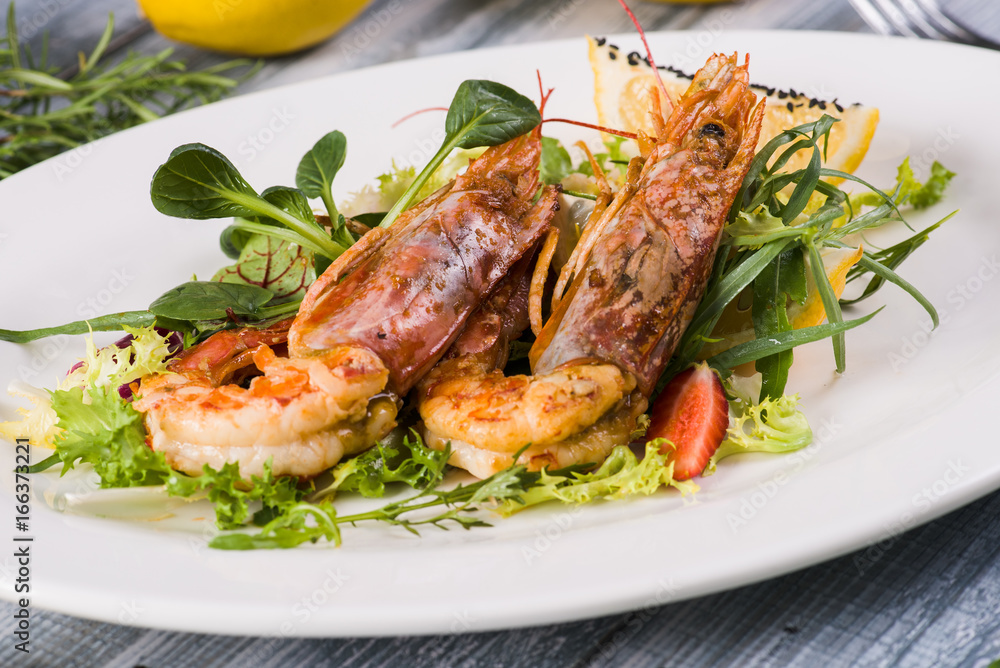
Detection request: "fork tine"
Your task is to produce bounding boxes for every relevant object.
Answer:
[910,0,985,44]
[869,0,923,37]
[847,0,898,36]
[896,0,961,40]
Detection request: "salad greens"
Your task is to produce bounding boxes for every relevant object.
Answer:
[295,130,350,241]
[378,79,541,229]
[0,76,958,549]
[150,144,346,260]
[706,393,813,474]
[663,115,955,400]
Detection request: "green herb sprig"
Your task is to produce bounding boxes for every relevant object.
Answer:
[669,115,955,401]
[378,79,541,229]
[0,8,255,179]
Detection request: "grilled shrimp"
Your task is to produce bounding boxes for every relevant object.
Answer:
[418,52,765,478]
[134,123,559,479]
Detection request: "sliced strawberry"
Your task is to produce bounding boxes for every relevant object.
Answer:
[646,362,730,480]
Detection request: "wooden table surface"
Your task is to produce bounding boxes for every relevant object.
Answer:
[3,0,1000,666]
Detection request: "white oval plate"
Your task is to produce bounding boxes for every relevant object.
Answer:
[1,31,998,637]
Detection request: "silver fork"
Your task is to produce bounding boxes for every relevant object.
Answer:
[848,0,995,47]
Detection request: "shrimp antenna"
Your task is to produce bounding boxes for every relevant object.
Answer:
[391,106,448,128]
[542,117,638,140]
[536,70,555,119]
[617,0,674,115]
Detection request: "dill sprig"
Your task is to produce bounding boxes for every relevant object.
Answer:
[0,7,257,179]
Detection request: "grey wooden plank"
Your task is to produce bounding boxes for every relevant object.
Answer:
[5,0,149,71]
[560,489,1000,668]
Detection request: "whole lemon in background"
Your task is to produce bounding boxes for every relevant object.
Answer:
[136,0,372,56]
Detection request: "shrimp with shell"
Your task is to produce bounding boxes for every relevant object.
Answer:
[417,50,765,478]
[133,112,560,480]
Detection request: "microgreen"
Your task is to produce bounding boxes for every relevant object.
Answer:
[378,79,541,229]
[150,143,346,260]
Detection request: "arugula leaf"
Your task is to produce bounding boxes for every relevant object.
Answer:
[211,499,342,549]
[752,249,805,400]
[378,79,540,229]
[209,431,540,549]
[708,308,882,371]
[842,212,956,307]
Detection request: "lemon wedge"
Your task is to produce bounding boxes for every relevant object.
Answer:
[137,0,372,56]
[588,36,879,177]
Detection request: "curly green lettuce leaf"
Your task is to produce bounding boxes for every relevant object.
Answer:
[316,430,450,500]
[49,384,172,487]
[909,161,956,209]
[166,460,302,529]
[495,441,695,516]
[704,393,812,475]
[340,149,485,217]
[0,381,61,449]
[0,326,174,450]
[61,325,173,391]
[210,498,341,550]
[850,158,955,210]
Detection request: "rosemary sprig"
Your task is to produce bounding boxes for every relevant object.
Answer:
[0,7,257,179]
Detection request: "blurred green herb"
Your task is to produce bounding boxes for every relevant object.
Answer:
[0,8,256,179]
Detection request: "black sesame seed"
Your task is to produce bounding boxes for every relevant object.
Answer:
[786,101,795,113]
[778,90,788,99]
[627,51,640,65]
[596,36,607,46]
[609,51,617,60]
[377,332,387,339]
